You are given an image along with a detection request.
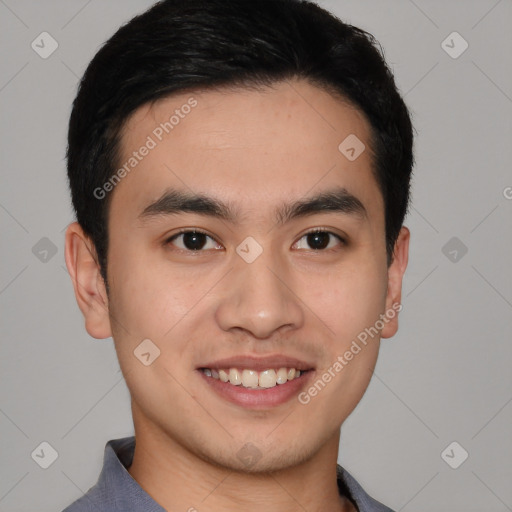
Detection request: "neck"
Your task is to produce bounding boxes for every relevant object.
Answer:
[128,417,354,512]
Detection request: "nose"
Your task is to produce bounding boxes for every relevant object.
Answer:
[214,250,304,339]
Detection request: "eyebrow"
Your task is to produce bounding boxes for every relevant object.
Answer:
[138,186,367,226]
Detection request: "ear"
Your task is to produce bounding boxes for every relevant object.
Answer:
[381,226,410,339]
[64,222,112,339]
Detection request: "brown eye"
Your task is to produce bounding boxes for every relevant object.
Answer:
[294,230,344,251]
[167,230,222,251]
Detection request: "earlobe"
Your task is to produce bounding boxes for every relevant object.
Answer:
[64,222,112,339]
[381,226,410,339]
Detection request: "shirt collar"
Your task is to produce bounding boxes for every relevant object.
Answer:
[72,436,393,512]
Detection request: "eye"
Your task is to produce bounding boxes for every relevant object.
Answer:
[166,229,222,252]
[293,229,345,251]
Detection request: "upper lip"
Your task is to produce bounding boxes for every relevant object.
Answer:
[198,355,315,372]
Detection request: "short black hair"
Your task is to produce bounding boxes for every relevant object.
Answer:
[67,0,414,282]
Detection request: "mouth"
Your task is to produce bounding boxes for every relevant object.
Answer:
[196,355,315,409]
[200,366,305,389]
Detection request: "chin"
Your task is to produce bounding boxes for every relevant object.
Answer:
[196,438,319,475]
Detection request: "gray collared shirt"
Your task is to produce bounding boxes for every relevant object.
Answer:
[62,437,394,512]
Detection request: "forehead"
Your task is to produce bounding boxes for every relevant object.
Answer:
[110,79,383,228]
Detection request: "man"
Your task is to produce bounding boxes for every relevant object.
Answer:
[63,0,412,510]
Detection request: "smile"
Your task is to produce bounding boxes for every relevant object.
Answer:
[200,367,302,389]
[197,355,315,408]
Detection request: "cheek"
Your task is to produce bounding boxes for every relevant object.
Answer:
[107,244,225,381]
[106,251,189,371]
[108,242,188,329]
[297,264,386,428]
[304,259,388,344]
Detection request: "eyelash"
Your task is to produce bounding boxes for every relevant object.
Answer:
[165,228,346,253]
[297,228,347,251]
[165,228,221,252]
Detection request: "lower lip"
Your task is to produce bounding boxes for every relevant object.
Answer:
[198,370,314,409]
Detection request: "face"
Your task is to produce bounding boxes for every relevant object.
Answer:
[66,79,408,473]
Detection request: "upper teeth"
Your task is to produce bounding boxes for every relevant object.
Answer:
[202,367,302,389]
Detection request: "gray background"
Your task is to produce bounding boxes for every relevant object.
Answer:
[1,0,511,510]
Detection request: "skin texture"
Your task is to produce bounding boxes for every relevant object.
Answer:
[65,79,409,512]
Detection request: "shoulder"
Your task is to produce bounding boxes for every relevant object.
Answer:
[60,437,131,512]
[337,465,396,512]
[60,436,165,512]
[61,486,110,512]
